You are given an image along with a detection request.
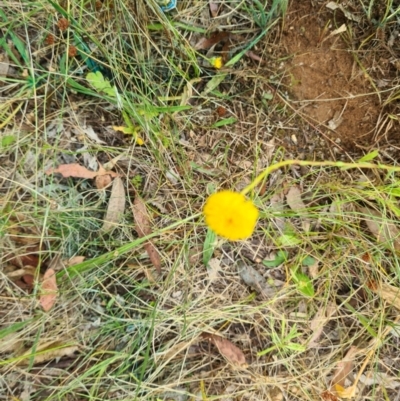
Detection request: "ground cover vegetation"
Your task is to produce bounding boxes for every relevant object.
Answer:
[1,0,400,400]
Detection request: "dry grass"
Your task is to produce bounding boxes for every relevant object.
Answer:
[1,0,400,400]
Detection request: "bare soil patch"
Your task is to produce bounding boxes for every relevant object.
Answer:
[280,1,398,152]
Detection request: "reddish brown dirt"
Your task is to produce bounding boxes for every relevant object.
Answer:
[280,2,381,151]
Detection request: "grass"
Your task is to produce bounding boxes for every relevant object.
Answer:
[1,0,400,400]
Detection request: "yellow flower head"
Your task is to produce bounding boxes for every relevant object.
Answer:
[209,56,223,69]
[203,190,259,241]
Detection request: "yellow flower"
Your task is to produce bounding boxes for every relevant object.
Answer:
[203,190,259,240]
[209,56,223,69]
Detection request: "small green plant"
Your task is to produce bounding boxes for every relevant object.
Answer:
[258,319,306,356]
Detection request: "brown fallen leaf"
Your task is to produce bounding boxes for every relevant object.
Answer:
[203,333,248,368]
[194,31,230,50]
[367,280,400,311]
[101,177,126,232]
[360,207,400,251]
[39,268,58,312]
[95,173,112,189]
[330,346,360,397]
[286,185,306,212]
[133,195,161,273]
[17,339,79,366]
[46,163,118,179]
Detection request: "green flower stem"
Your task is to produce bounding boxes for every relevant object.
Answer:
[241,159,400,196]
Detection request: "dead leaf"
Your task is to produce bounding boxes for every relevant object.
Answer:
[133,195,161,273]
[360,207,400,251]
[95,174,112,189]
[46,163,118,179]
[326,2,361,22]
[207,258,221,283]
[287,186,311,231]
[331,346,360,397]
[286,186,306,212]
[17,340,78,366]
[39,268,58,312]
[321,390,339,401]
[194,31,230,50]
[307,303,336,348]
[368,280,400,311]
[6,267,36,279]
[0,333,24,354]
[101,177,126,232]
[203,333,247,368]
[327,23,347,38]
[308,258,320,278]
[66,256,85,266]
[0,53,10,77]
[269,191,285,231]
[328,111,344,130]
[80,125,106,144]
[209,0,219,17]
[238,261,282,298]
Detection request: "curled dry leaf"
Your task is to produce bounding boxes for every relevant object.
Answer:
[203,333,247,368]
[133,195,161,274]
[209,0,219,17]
[360,207,400,251]
[101,177,126,232]
[46,163,118,179]
[39,268,58,312]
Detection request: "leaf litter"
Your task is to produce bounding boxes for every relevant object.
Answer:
[17,339,79,366]
[132,195,162,274]
[46,163,118,180]
[202,333,247,369]
[360,207,400,251]
[330,346,360,397]
[238,261,283,299]
[367,280,400,311]
[101,176,126,232]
